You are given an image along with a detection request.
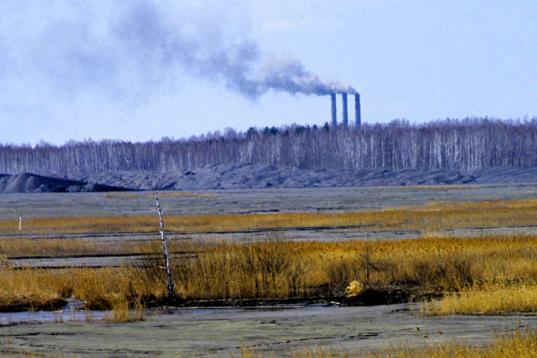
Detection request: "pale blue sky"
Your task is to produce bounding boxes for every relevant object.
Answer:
[1,0,536,144]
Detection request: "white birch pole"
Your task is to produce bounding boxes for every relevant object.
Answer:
[154,192,175,302]
[19,215,22,232]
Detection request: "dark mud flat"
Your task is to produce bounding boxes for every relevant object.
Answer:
[7,224,537,269]
[0,173,130,193]
[9,225,537,269]
[8,254,146,268]
[1,304,536,357]
[3,183,537,219]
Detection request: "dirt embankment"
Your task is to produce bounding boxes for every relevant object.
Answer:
[77,164,537,190]
[4,164,537,192]
[0,173,131,193]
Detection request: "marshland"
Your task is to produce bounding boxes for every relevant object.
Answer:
[2,185,537,357]
[4,0,537,355]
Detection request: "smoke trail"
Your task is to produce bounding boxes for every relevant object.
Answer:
[260,59,355,95]
[1,1,354,100]
[116,1,355,97]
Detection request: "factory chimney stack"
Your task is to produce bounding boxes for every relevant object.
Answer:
[330,93,337,127]
[355,93,361,128]
[342,93,348,127]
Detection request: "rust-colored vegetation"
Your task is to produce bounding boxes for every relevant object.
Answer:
[2,198,537,235]
[0,238,143,258]
[240,330,537,357]
[1,234,537,315]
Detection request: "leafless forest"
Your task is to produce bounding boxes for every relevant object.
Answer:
[2,118,537,175]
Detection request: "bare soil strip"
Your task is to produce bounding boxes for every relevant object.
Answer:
[1,303,536,357]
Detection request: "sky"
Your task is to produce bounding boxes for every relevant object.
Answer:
[1,0,536,145]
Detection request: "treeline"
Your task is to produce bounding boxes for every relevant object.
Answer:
[2,118,537,175]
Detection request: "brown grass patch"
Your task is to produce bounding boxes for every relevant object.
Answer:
[0,238,145,258]
[167,234,537,301]
[2,198,537,235]
[424,284,537,315]
[0,266,163,312]
[239,330,537,357]
[1,234,537,313]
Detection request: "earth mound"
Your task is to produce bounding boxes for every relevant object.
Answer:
[0,173,132,193]
[5,165,537,193]
[75,164,537,191]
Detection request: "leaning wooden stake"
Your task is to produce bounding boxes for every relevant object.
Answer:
[154,192,175,302]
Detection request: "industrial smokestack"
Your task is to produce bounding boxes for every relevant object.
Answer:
[355,93,361,128]
[342,93,348,127]
[330,93,337,127]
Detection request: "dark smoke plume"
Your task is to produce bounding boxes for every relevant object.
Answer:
[260,60,355,96]
[117,2,355,98]
[1,1,354,101]
[108,1,355,98]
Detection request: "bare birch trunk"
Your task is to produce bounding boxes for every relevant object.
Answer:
[154,192,175,302]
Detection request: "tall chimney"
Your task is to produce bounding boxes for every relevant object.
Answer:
[330,93,337,127]
[355,93,361,128]
[342,93,348,127]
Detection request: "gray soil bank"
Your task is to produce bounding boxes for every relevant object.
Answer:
[75,164,537,190]
[3,182,537,219]
[0,173,129,193]
[4,164,537,193]
[1,304,535,357]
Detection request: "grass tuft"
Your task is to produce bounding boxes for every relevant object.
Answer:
[424,284,537,315]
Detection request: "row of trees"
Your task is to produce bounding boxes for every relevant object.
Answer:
[2,118,537,175]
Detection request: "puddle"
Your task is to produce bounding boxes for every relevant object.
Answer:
[0,303,367,326]
[0,309,108,326]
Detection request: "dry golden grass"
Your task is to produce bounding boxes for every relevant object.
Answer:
[424,284,537,315]
[0,254,7,268]
[0,266,163,312]
[170,240,310,300]
[0,238,144,257]
[106,296,145,323]
[386,330,537,358]
[167,234,537,301]
[1,234,537,314]
[0,237,196,258]
[3,198,537,235]
[237,330,537,357]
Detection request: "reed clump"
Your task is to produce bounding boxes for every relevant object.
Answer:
[106,295,145,323]
[172,240,309,300]
[162,234,537,304]
[1,235,537,313]
[0,266,162,312]
[424,284,537,315]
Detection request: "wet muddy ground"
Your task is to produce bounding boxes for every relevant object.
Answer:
[2,184,537,356]
[3,183,537,219]
[4,183,537,268]
[1,303,535,357]
[8,226,537,268]
[5,183,537,268]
